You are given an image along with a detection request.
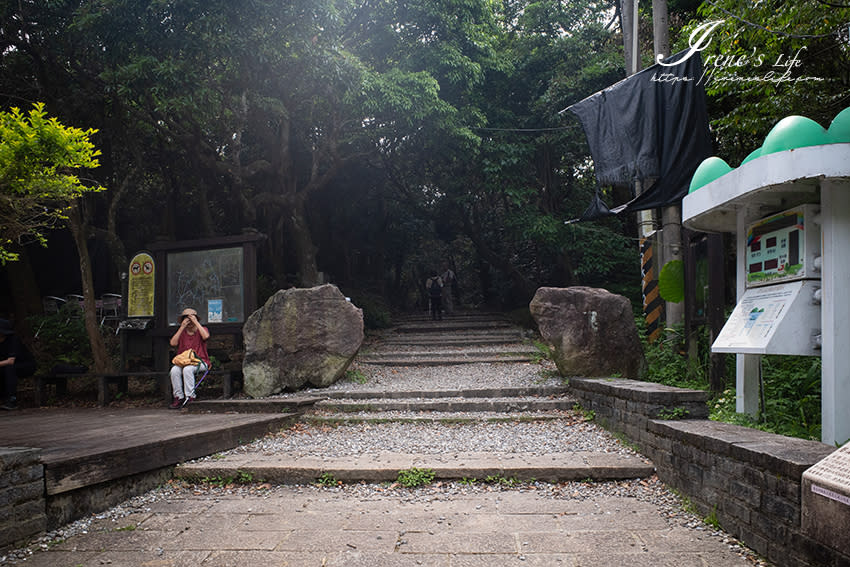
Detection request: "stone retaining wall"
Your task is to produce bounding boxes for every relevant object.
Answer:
[570,377,845,567]
[0,447,46,550]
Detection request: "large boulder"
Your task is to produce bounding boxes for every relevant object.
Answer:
[529,286,644,379]
[242,284,364,397]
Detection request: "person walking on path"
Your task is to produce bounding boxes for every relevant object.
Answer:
[168,308,210,409]
[425,273,443,321]
[440,265,456,315]
[0,318,36,410]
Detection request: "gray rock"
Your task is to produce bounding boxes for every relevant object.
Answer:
[529,286,645,379]
[242,284,364,396]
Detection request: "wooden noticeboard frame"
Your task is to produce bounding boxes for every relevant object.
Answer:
[146,231,266,370]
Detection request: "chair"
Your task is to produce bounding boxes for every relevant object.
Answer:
[64,294,85,323]
[42,296,66,314]
[100,293,122,327]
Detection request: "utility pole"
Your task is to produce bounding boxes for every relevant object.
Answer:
[652,0,685,331]
[620,0,664,342]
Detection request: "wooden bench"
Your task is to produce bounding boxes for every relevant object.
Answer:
[38,369,241,406]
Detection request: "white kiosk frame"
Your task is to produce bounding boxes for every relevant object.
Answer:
[683,143,850,446]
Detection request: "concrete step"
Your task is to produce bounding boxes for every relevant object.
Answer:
[394,321,516,334]
[303,411,577,425]
[186,396,324,414]
[380,329,525,341]
[378,337,526,348]
[314,397,575,414]
[174,451,655,484]
[320,386,570,400]
[356,354,537,365]
[393,312,508,323]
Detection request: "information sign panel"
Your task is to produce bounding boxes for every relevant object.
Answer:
[712,280,820,355]
[127,252,155,317]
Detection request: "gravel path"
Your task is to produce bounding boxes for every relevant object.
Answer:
[1,360,771,566]
[272,360,564,396]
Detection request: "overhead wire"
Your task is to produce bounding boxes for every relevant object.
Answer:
[703,0,850,40]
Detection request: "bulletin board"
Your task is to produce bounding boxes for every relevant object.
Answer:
[165,247,244,325]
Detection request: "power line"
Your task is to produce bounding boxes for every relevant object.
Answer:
[472,126,576,133]
[703,0,849,40]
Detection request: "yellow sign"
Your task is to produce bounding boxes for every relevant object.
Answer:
[127,252,155,317]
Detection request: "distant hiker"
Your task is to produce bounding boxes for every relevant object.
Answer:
[426,273,443,321]
[441,266,456,314]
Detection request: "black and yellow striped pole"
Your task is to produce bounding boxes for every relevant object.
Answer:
[641,235,664,343]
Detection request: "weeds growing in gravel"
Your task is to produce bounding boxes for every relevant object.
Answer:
[530,340,554,364]
[572,402,595,421]
[317,473,341,487]
[397,468,436,487]
[345,369,369,384]
[484,474,520,487]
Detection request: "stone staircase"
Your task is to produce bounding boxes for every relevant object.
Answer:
[355,311,539,365]
[178,311,655,484]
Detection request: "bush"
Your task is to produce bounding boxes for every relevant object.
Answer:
[27,304,122,373]
[640,323,708,391]
[638,317,821,441]
[27,306,93,372]
[345,290,392,330]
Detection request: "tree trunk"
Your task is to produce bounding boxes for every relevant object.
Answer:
[67,203,114,374]
[287,196,320,286]
[461,206,536,304]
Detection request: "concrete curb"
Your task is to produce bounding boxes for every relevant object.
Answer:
[174,451,655,484]
[315,398,576,413]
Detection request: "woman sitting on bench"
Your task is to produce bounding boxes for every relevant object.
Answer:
[168,308,210,408]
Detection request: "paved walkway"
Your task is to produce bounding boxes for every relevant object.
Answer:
[12,481,759,567]
[2,313,768,566]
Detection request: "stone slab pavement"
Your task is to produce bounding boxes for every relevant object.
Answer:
[11,482,762,567]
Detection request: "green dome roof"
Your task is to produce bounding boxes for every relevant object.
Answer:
[761,115,831,156]
[688,106,849,193]
[828,107,850,143]
[689,157,733,193]
[740,147,762,166]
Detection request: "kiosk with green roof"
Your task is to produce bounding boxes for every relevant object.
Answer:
[683,106,850,447]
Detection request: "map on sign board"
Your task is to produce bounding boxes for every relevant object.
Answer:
[166,247,244,325]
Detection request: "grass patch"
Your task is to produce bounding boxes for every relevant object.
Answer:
[317,472,341,487]
[397,467,436,488]
[344,368,369,384]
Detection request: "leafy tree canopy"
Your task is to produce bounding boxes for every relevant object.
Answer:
[0,103,103,264]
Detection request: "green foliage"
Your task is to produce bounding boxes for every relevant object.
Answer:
[484,474,520,487]
[705,508,721,530]
[317,472,341,487]
[26,306,94,371]
[640,324,708,391]
[530,340,554,364]
[710,357,822,440]
[200,470,256,487]
[682,1,850,165]
[344,368,368,385]
[0,103,104,263]
[658,260,685,304]
[572,402,595,422]
[396,467,436,488]
[656,407,690,420]
[346,291,392,330]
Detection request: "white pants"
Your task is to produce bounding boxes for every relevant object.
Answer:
[170,362,208,399]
